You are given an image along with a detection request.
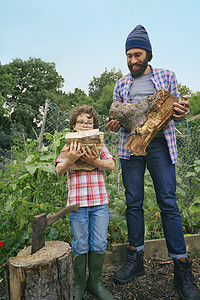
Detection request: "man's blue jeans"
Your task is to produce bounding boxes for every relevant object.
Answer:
[121,137,187,259]
[69,204,109,255]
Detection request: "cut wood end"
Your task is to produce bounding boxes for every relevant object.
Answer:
[9,241,71,268]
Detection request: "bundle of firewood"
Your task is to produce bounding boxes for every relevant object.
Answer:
[60,129,104,171]
[109,89,178,155]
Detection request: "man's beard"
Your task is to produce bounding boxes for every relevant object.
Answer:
[128,57,149,78]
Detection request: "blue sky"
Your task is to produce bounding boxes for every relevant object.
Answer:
[1,0,200,95]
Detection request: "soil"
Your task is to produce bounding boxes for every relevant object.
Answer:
[0,258,199,300]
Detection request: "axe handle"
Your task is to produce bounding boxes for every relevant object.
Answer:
[46,203,79,227]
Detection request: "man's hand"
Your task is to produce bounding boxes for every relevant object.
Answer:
[173,95,190,121]
[106,118,120,132]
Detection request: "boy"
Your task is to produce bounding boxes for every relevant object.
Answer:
[55,105,115,300]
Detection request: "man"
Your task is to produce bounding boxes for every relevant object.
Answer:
[106,25,200,300]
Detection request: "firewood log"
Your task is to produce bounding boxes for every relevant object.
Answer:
[60,129,104,171]
[109,89,178,155]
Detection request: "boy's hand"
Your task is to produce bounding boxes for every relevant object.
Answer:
[65,141,86,163]
[81,146,98,164]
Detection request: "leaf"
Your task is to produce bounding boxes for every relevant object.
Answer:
[176,186,187,197]
[18,174,29,180]
[114,199,125,211]
[194,166,200,174]
[25,155,35,163]
[11,184,17,190]
[22,231,29,240]
[20,217,26,230]
[193,196,200,204]
[48,228,58,240]
[189,202,200,214]
[39,153,55,161]
[185,172,196,178]
[39,203,47,210]
[44,133,53,140]
[194,159,200,165]
[42,163,56,173]
[25,163,38,174]
[109,209,121,221]
[4,198,15,212]
[117,219,127,233]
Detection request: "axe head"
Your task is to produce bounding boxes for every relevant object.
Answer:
[31,204,79,254]
[31,213,46,254]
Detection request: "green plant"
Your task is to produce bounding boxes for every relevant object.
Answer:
[1,131,200,279]
[0,131,70,277]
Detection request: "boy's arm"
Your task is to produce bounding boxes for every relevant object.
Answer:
[91,157,115,170]
[56,141,86,174]
[56,157,74,174]
[81,146,115,170]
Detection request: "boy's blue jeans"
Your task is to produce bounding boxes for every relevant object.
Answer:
[121,137,187,259]
[69,204,109,255]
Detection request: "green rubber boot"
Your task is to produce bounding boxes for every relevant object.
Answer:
[73,254,87,300]
[87,251,114,300]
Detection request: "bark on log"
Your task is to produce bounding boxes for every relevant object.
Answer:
[61,129,104,171]
[4,241,74,300]
[109,89,178,155]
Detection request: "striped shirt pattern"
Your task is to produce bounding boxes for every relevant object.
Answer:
[113,66,180,164]
[55,144,113,207]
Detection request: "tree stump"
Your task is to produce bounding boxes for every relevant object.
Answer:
[4,241,74,300]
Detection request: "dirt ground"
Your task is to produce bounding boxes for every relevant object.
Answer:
[84,258,200,300]
[0,258,199,299]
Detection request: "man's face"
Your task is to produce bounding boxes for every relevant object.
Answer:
[126,48,148,78]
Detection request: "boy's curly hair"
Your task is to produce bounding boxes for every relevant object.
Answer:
[69,105,99,130]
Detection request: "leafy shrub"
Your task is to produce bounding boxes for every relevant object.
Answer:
[0,130,199,278]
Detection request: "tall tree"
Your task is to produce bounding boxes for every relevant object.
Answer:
[95,83,115,115]
[188,91,200,117]
[178,83,192,99]
[88,68,122,102]
[0,58,64,150]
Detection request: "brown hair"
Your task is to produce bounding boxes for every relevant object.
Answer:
[146,50,153,62]
[69,105,99,130]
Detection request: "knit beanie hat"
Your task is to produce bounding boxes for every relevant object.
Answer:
[125,25,152,52]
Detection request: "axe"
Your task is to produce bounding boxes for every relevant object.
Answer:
[31,203,79,254]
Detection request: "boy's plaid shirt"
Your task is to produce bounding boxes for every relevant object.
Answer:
[55,144,113,207]
[113,66,181,164]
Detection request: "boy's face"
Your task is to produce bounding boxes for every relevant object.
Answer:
[73,113,94,131]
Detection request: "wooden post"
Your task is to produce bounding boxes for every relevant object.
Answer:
[38,98,50,156]
[4,241,74,300]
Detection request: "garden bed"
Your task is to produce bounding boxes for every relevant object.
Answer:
[2,257,199,299]
[104,234,200,266]
[85,257,200,299]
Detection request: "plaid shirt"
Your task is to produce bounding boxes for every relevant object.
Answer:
[113,66,180,164]
[55,144,113,207]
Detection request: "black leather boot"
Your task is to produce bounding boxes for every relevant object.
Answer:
[173,258,200,300]
[114,249,145,284]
